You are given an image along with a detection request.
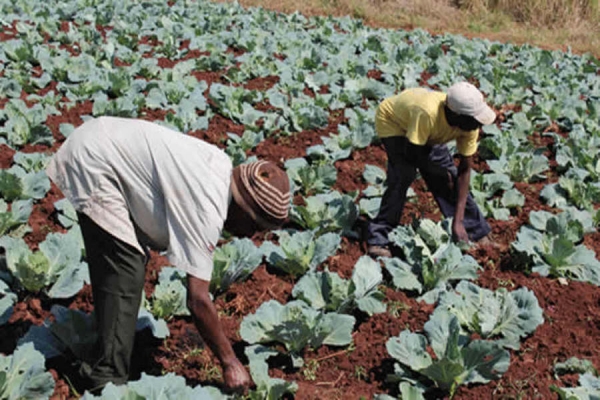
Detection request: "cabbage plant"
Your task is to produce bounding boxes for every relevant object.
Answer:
[388,219,451,259]
[359,164,386,219]
[307,124,374,163]
[0,199,32,237]
[0,166,50,202]
[0,280,16,327]
[208,83,263,126]
[386,312,510,398]
[478,124,524,160]
[470,172,524,220]
[512,210,600,285]
[261,230,340,277]
[554,357,598,377]
[0,99,55,148]
[245,345,298,400]
[292,255,386,316]
[285,157,337,196]
[433,281,544,349]
[290,191,358,236]
[0,343,55,400]
[12,152,50,173]
[80,372,227,400]
[147,267,190,320]
[0,229,88,298]
[211,238,263,294]
[541,171,600,213]
[555,124,600,181]
[384,219,480,303]
[226,131,264,166]
[487,152,549,183]
[551,373,600,400]
[240,300,355,367]
[53,198,78,229]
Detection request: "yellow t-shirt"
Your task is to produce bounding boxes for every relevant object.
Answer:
[375,87,479,157]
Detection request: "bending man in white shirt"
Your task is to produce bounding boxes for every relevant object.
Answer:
[47,116,291,394]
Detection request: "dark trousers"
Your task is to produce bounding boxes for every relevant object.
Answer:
[367,137,490,246]
[78,213,146,390]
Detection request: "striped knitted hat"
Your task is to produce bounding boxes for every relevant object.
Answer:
[231,160,291,230]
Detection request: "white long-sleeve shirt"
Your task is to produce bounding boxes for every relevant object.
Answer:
[46,116,232,281]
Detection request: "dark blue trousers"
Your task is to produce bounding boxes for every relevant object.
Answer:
[367,136,490,246]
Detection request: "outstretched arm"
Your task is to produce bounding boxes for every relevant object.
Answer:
[187,275,251,392]
[452,155,472,243]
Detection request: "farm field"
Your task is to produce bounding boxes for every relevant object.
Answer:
[0,0,599,399]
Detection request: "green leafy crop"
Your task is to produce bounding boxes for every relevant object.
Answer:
[384,219,481,303]
[433,281,544,350]
[148,267,190,320]
[240,300,355,367]
[285,157,337,196]
[211,238,263,294]
[386,312,510,398]
[290,191,358,236]
[292,256,386,315]
[262,230,341,277]
[0,343,55,400]
[512,210,600,285]
[0,229,87,297]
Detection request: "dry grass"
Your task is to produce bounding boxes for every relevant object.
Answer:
[213,0,600,57]
[458,0,598,25]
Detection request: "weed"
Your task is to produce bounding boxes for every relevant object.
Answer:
[183,347,203,360]
[354,365,368,381]
[202,364,223,381]
[388,300,411,318]
[492,372,539,399]
[278,136,291,146]
[345,341,357,355]
[302,359,320,381]
[497,278,515,288]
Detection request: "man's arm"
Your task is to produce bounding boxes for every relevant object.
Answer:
[452,155,472,242]
[187,275,251,392]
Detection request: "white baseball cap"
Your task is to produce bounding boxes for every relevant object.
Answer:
[446,82,496,125]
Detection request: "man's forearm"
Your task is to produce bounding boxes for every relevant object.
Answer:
[188,295,237,367]
[454,166,470,223]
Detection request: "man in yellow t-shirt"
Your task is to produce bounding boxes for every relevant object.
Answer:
[367,82,496,258]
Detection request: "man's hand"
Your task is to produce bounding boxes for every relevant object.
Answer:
[452,219,469,243]
[223,360,252,394]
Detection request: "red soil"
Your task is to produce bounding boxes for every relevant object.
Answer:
[253,130,324,163]
[0,145,16,168]
[243,76,280,91]
[334,144,387,194]
[24,183,67,249]
[188,113,243,149]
